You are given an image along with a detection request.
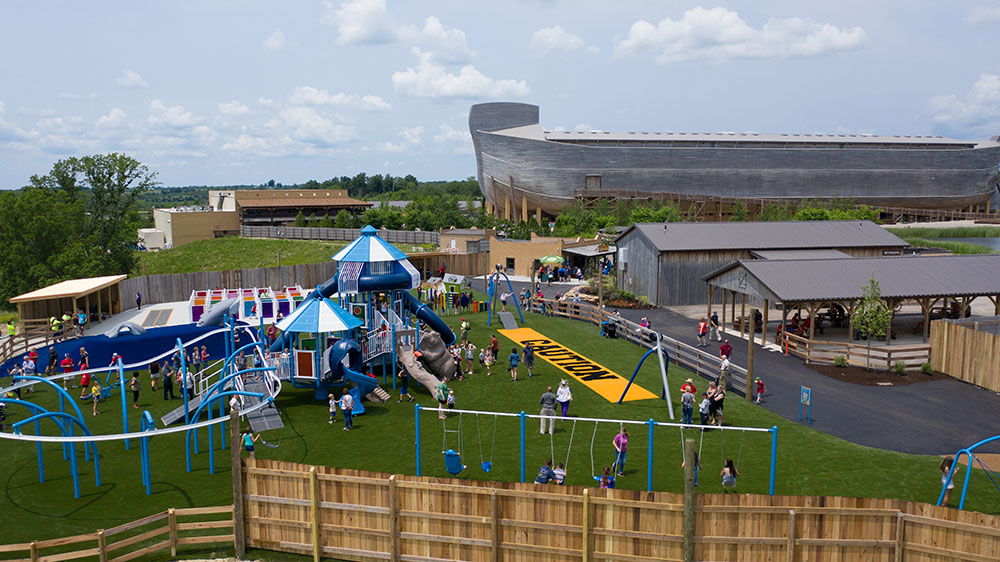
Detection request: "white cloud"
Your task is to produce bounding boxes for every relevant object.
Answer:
[270,106,356,147]
[530,26,594,58]
[217,100,251,116]
[116,68,150,88]
[928,73,1000,132]
[966,6,1000,25]
[614,7,866,63]
[399,16,475,63]
[392,49,530,99]
[97,108,129,129]
[432,123,473,154]
[57,92,97,101]
[324,0,395,45]
[574,123,596,133]
[287,86,392,110]
[375,141,405,152]
[257,97,275,107]
[400,125,424,144]
[147,99,203,129]
[263,29,285,52]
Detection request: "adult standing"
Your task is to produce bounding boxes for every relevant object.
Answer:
[539,386,557,434]
[680,378,697,396]
[45,346,60,386]
[161,362,176,399]
[711,384,726,426]
[489,335,499,359]
[709,311,721,341]
[341,389,354,430]
[135,291,142,310]
[60,353,75,387]
[718,354,731,390]
[612,427,629,477]
[680,386,696,425]
[555,379,573,417]
[522,343,535,377]
[129,372,141,408]
[719,339,733,359]
[149,359,160,391]
[508,348,520,382]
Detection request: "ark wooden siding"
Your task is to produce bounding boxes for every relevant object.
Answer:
[616,228,660,306]
[242,458,1000,562]
[931,319,1000,393]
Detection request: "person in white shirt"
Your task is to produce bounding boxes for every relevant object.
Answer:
[340,390,354,430]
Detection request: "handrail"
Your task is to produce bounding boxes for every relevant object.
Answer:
[529,297,747,393]
[783,331,930,369]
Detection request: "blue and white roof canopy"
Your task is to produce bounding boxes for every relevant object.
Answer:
[332,225,421,292]
[275,294,364,333]
[332,225,409,262]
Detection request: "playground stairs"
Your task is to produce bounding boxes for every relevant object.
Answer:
[243,380,284,432]
[497,311,518,330]
[365,387,391,403]
[161,394,204,426]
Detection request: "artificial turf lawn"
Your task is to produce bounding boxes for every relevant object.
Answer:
[2,309,1000,547]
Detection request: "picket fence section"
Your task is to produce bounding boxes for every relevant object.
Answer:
[931,316,1000,393]
[243,458,1000,562]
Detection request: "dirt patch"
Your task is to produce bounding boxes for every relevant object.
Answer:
[807,363,951,386]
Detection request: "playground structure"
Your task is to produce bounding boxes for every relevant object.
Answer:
[486,265,524,329]
[938,434,1000,510]
[414,405,779,495]
[189,285,305,323]
[269,225,458,402]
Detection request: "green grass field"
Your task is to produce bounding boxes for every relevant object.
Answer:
[137,237,435,275]
[885,226,1000,239]
[2,310,999,549]
[892,236,994,254]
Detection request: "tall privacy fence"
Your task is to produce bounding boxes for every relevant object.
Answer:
[241,225,440,245]
[931,316,1000,393]
[241,458,1000,562]
[0,505,233,562]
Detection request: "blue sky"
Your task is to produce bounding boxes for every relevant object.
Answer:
[1,0,998,188]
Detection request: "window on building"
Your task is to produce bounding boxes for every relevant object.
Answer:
[505,258,515,272]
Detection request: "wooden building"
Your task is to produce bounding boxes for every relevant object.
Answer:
[10,275,126,324]
[613,221,910,306]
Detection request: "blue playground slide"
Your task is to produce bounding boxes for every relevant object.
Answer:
[326,339,378,415]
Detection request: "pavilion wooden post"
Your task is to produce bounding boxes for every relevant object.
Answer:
[745,308,755,399]
[991,295,1000,316]
[730,291,736,331]
[706,285,714,319]
[808,303,819,342]
[740,293,747,338]
[781,304,789,354]
[721,290,728,335]
[846,300,856,344]
[762,300,769,346]
[96,290,103,324]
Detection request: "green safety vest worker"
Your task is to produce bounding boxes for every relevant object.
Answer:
[50,316,61,331]
[6,322,15,337]
[61,313,72,327]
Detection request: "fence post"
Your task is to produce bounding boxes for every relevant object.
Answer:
[786,509,796,562]
[581,488,592,562]
[97,530,107,562]
[229,409,246,559]
[168,508,178,557]
[29,541,38,562]
[309,467,320,562]
[683,438,695,562]
[894,512,905,562]
[388,475,400,561]
[490,490,501,562]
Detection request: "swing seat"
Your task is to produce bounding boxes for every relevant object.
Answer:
[481,461,492,473]
[443,449,466,475]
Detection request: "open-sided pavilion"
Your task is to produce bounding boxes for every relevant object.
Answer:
[704,254,1000,348]
[9,274,127,326]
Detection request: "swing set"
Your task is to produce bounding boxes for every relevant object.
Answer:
[938,434,1000,510]
[414,404,779,494]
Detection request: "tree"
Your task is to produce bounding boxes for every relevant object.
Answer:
[318,213,334,228]
[853,276,893,370]
[293,211,307,227]
[333,209,355,228]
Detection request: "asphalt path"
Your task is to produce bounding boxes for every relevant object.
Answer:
[502,281,1000,456]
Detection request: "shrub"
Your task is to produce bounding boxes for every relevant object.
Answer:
[637,295,650,306]
[893,361,906,375]
[834,355,848,368]
[619,291,636,301]
[921,362,933,374]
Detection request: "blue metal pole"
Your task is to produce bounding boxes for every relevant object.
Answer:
[769,426,779,496]
[68,425,80,498]
[959,452,976,510]
[414,403,422,477]
[208,411,216,474]
[118,361,130,450]
[646,419,655,492]
[141,436,151,494]
[35,419,44,483]
[179,338,190,425]
[519,411,526,483]
[93,442,101,488]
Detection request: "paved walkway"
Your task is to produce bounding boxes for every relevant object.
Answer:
[514,282,1000,456]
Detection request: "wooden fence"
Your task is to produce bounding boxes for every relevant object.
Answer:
[0,320,74,366]
[243,458,1000,562]
[0,505,233,562]
[931,317,1000,392]
[530,298,749,394]
[241,225,440,245]
[782,332,931,371]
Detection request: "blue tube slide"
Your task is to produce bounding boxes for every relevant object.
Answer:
[269,271,455,351]
[327,340,378,415]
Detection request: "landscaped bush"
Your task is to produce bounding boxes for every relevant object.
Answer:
[921,362,933,374]
[834,355,848,368]
[893,361,906,375]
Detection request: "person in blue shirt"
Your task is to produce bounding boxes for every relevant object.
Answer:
[508,348,520,381]
[535,459,555,484]
[241,430,259,458]
[522,343,535,377]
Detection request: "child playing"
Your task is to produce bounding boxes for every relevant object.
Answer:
[464,342,476,376]
[698,393,711,426]
[483,349,494,376]
[328,393,338,424]
[721,459,739,492]
[598,466,616,489]
[397,369,412,402]
[90,381,103,416]
[754,377,766,403]
[522,343,535,377]
[508,348,520,381]
[553,462,567,485]
[447,388,456,410]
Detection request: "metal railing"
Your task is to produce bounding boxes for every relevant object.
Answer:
[783,331,930,371]
[241,225,439,245]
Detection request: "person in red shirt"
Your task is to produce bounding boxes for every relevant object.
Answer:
[680,377,697,395]
[719,339,733,358]
[754,378,766,404]
[696,319,708,347]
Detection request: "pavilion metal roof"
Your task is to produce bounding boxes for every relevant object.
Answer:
[618,221,909,253]
[706,255,1000,302]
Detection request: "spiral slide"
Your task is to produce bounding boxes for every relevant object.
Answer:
[324,340,378,415]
